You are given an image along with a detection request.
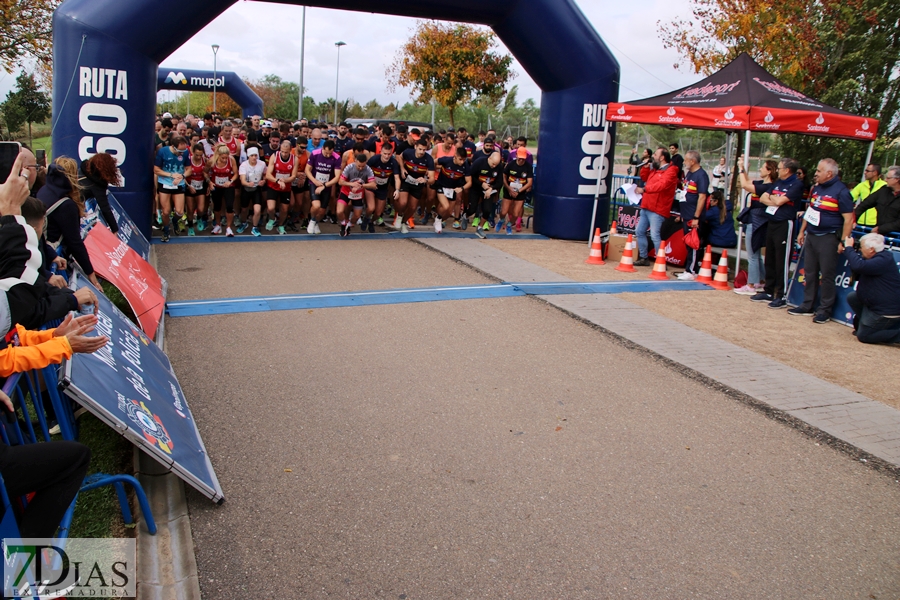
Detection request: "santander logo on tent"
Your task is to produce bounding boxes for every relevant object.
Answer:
[617,106,625,115]
[855,118,875,139]
[755,110,780,130]
[808,113,829,133]
[659,106,683,124]
[715,108,743,127]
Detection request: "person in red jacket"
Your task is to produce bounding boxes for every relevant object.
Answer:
[634,147,679,266]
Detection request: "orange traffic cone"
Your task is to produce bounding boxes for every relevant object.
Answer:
[614,234,636,272]
[609,221,618,237]
[696,245,714,283]
[649,242,669,280]
[585,228,605,265]
[710,250,731,290]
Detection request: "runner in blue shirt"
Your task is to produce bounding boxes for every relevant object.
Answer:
[152,136,190,242]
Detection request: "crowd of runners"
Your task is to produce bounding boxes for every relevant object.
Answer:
[153,113,535,241]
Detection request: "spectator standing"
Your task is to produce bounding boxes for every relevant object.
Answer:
[852,165,900,235]
[634,147,678,266]
[844,232,900,345]
[850,163,886,226]
[735,158,777,295]
[790,159,855,323]
[712,156,727,191]
[677,150,709,279]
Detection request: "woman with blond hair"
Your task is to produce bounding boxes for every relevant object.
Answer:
[36,156,102,287]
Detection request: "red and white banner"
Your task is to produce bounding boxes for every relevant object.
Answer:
[83,225,165,340]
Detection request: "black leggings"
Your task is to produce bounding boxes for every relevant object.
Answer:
[0,441,91,538]
[211,187,236,214]
[466,192,496,220]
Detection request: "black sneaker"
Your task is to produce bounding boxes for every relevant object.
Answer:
[341,223,350,237]
[813,313,830,324]
[750,292,773,302]
[767,298,787,309]
[787,306,814,316]
[367,220,375,233]
[633,257,651,267]
[161,227,170,243]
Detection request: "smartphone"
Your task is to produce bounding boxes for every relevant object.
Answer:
[0,141,22,182]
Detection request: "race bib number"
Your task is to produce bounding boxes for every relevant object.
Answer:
[442,188,455,199]
[162,183,178,190]
[803,208,820,226]
[405,175,420,185]
[375,176,389,186]
[675,189,687,203]
[215,176,230,186]
[316,172,330,183]
[510,181,523,192]
[765,204,778,215]
[190,179,203,190]
[349,189,363,200]
[275,172,290,180]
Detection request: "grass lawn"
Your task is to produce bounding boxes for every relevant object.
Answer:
[28,135,52,160]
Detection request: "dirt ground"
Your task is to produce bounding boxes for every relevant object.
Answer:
[482,237,900,409]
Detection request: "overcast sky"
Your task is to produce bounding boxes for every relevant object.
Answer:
[1,0,704,110]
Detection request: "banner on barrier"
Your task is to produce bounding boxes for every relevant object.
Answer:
[786,246,900,326]
[615,205,640,235]
[103,191,152,260]
[61,271,224,503]
[83,224,165,340]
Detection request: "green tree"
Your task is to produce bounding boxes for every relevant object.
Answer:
[3,73,50,145]
[658,0,900,179]
[387,21,514,127]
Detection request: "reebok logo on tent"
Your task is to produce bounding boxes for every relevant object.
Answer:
[165,71,187,85]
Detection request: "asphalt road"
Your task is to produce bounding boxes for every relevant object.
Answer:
[158,239,900,599]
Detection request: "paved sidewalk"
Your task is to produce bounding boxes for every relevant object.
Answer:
[416,237,900,469]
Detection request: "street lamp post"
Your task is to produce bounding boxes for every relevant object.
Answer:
[334,41,346,124]
[298,6,306,121]
[211,44,220,112]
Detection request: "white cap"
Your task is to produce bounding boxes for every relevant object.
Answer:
[247,147,259,156]
[162,112,172,118]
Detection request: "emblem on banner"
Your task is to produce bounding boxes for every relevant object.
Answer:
[118,393,173,454]
[764,111,774,123]
[165,71,187,85]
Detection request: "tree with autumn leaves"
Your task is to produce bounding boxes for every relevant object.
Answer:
[0,0,59,85]
[387,21,514,128]
[658,0,900,176]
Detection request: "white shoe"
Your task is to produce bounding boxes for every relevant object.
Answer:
[734,284,757,296]
[392,215,402,229]
[226,227,234,237]
[212,224,222,235]
[676,272,696,281]
[314,223,321,235]
[434,217,442,233]
[307,220,316,234]
[400,223,409,234]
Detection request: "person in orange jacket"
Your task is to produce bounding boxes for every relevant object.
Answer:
[0,311,109,377]
[634,147,679,266]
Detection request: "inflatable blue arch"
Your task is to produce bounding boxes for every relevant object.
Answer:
[52,0,619,239]
[158,69,265,118]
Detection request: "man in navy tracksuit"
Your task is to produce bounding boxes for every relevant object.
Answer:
[790,159,855,323]
[844,232,900,345]
[751,158,804,308]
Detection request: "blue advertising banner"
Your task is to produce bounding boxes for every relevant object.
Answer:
[786,246,900,327]
[60,270,223,503]
[99,191,152,261]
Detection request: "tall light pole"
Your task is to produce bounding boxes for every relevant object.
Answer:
[298,6,306,121]
[333,41,346,124]
[211,44,220,112]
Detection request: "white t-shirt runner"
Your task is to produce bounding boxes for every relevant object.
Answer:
[239,160,267,189]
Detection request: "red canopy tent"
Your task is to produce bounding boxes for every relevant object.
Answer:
[608,52,878,141]
[604,52,879,264]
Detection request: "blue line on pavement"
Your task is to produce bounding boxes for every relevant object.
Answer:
[166,280,711,318]
[154,231,548,244]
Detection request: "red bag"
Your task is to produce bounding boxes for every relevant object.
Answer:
[684,227,700,250]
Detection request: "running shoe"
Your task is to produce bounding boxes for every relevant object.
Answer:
[285,220,298,232]
[161,227,170,243]
[460,215,468,230]
[768,298,787,309]
[340,223,349,237]
[407,217,416,230]
[392,215,402,229]
[367,220,375,233]
[452,220,461,229]
[301,218,310,229]
[472,217,481,229]
[475,227,486,239]
[418,213,429,226]
[251,227,261,237]
[434,217,443,233]
[750,292,773,303]
[177,214,188,232]
[220,216,226,227]
[226,227,234,238]
[211,224,222,235]
[307,219,317,234]
[278,225,286,235]
[314,223,321,235]
[196,218,207,232]
[236,222,248,234]
[787,306,814,316]
[515,218,522,232]
[676,272,696,281]
[345,223,352,237]
[812,312,830,324]
[234,215,242,228]
[506,221,513,235]
[400,222,409,234]
[375,217,384,226]
[187,226,195,236]
[266,219,275,231]
[733,284,757,296]
[156,210,163,227]
[495,220,503,233]
[482,221,490,231]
